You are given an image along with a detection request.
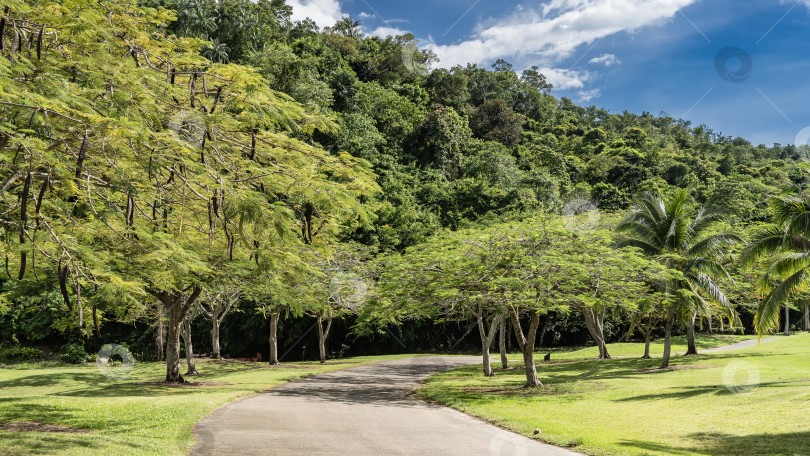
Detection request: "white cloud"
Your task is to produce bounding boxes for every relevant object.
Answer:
[539,67,592,90]
[589,53,620,66]
[428,0,696,79]
[577,88,601,103]
[288,0,345,29]
[358,12,375,20]
[786,0,810,8]
[368,26,409,38]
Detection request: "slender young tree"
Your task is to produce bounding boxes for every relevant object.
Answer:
[181,303,200,375]
[199,286,240,360]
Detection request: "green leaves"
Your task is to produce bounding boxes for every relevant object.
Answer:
[373,215,665,329]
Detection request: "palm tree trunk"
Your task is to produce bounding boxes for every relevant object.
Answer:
[804,303,810,332]
[784,305,790,336]
[661,312,673,369]
[685,312,698,355]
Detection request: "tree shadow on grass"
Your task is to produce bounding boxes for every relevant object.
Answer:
[619,431,810,456]
[538,351,772,386]
[0,431,101,456]
[0,372,104,389]
[614,378,810,402]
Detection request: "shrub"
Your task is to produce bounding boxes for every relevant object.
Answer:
[0,346,44,363]
[60,343,89,364]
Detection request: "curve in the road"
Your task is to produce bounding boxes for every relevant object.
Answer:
[702,337,778,353]
[190,356,582,456]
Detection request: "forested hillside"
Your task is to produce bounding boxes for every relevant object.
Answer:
[2,0,807,370]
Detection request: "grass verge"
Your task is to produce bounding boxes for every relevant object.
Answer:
[419,334,810,456]
[0,354,415,456]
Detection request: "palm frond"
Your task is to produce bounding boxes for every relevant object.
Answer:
[687,232,743,258]
[739,225,787,267]
[767,253,810,279]
[755,267,810,335]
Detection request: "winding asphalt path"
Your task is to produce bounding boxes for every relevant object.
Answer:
[703,337,778,352]
[190,356,581,456]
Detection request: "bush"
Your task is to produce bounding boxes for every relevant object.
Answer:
[60,343,89,364]
[0,346,44,363]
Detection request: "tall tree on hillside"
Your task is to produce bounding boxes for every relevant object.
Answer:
[617,189,742,368]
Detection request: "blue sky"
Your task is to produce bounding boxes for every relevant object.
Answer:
[288,0,810,146]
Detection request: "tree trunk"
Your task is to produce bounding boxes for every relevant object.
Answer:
[499,316,508,369]
[661,312,673,369]
[705,315,713,335]
[641,314,653,359]
[508,307,542,387]
[685,312,698,355]
[268,306,281,366]
[643,334,651,359]
[474,307,499,377]
[316,312,332,364]
[582,307,611,359]
[156,305,166,361]
[181,314,199,376]
[156,287,202,383]
[211,319,220,360]
[804,303,810,332]
[784,305,790,336]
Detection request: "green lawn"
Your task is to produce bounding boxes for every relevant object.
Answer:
[0,354,414,456]
[419,333,810,456]
[541,333,756,360]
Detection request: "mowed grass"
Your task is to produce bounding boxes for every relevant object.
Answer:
[419,333,810,456]
[542,334,756,361]
[0,354,415,456]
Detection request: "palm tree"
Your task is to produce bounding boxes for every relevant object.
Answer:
[741,190,810,335]
[331,16,362,38]
[617,189,742,368]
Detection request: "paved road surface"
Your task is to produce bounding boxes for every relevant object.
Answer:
[703,337,778,353]
[191,356,581,456]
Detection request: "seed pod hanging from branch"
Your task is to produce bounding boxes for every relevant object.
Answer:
[75,129,88,180]
[0,6,7,51]
[36,25,43,59]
